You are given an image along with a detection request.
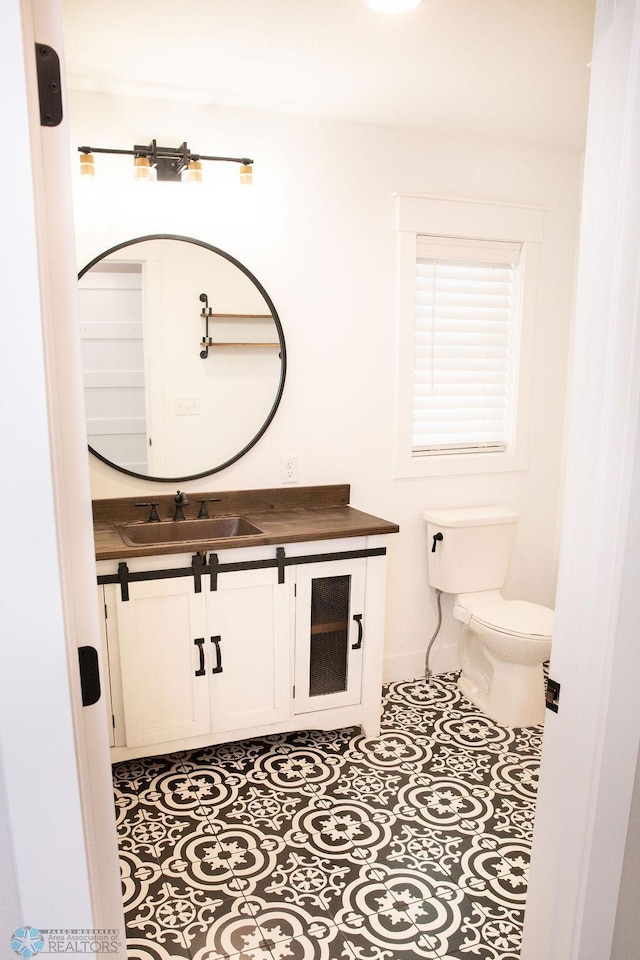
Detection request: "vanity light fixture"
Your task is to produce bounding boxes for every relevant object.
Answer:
[363,0,422,11]
[78,140,254,185]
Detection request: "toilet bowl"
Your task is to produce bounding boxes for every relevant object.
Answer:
[424,506,554,727]
[453,590,553,726]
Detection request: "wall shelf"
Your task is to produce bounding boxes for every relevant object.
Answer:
[199,296,279,356]
[207,313,273,321]
[200,341,280,348]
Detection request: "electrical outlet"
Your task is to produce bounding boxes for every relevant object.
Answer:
[281,455,298,483]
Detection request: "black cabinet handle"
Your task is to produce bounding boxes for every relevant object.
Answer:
[194,637,205,677]
[211,635,223,674]
[352,614,363,650]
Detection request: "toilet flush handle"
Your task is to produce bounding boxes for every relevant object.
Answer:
[432,532,444,552]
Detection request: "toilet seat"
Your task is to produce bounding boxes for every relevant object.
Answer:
[460,598,553,640]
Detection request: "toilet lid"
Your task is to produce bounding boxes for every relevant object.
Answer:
[467,600,554,639]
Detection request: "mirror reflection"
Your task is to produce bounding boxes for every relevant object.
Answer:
[77,236,286,481]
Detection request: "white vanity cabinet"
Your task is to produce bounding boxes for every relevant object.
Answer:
[97,536,389,761]
[102,563,289,750]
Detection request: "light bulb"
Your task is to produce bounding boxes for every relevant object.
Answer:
[79,152,95,176]
[364,0,422,11]
[183,159,203,184]
[239,163,253,186]
[134,155,153,181]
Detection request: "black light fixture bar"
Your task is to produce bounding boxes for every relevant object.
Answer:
[78,140,253,182]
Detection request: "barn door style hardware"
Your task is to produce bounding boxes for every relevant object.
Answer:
[97,545,388,600]
[35,44,63,127]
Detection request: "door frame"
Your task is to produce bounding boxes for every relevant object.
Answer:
[8,0,640,956]
[521,0,640,956]
[6,0,125,945]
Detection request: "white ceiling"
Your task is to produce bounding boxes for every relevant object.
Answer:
[61,0,595,149]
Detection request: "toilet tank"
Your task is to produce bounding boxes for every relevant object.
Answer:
[424,505,519,594]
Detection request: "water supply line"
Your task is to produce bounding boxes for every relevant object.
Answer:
[425,588,443,682]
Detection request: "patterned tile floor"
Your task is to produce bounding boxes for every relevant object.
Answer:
[113,673,544,960]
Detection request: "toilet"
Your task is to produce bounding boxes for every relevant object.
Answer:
[424,506,553,727]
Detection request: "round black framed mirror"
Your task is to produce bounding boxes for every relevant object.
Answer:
[77,235,286,481]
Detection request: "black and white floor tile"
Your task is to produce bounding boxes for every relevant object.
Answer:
[113,672,543,959]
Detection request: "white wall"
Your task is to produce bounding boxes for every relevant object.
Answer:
[69,90,583,676]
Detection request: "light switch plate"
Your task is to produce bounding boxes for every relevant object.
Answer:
[175,398,200,416]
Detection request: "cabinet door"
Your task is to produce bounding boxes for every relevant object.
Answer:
[207,568,291,734]
[115,577,210,747]
[293,558,366,714]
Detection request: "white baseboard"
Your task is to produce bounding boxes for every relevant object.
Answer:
[383,643,460,684]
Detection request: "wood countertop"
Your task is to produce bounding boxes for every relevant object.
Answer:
[93,484,399,562]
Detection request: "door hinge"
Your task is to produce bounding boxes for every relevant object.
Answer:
[34,44,63,127]
[112,714,116,730]
[292,685,296,699]
[546,677,561,713]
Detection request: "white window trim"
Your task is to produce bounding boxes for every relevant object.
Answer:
[394,194,544,478]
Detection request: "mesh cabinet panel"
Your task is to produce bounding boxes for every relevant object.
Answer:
[308,575,351,697]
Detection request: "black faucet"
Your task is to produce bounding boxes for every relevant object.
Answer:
[173,490,189,521]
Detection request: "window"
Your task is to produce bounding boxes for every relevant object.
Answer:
[413,237,521,456]
[395,195,543,478]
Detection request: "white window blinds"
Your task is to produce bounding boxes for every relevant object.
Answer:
[412,236,522,456]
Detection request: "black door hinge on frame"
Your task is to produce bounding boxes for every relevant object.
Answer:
[35,43,63,127]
